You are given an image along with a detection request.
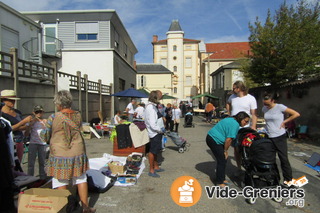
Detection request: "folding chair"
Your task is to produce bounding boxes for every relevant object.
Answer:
[94,124,105,138]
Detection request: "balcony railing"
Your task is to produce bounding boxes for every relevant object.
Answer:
[22,36,63,62]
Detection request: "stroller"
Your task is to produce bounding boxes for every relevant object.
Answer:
[166,131,190,153]
[237,128,282,204]
[183,113,195,128]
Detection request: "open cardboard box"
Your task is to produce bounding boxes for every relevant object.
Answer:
[81,126,92,139]
[18,188,71,213]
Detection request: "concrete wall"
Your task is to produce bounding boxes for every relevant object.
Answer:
[0,76,111,123]
[60,51,114,85]
[250,80,320,137]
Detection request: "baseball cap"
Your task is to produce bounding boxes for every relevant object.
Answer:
[33,105,44,112]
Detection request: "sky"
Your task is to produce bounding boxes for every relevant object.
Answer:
[1,0,315,63]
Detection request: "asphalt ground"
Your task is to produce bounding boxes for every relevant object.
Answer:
[22,115,320,213]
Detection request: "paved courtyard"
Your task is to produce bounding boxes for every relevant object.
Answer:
[23,115,320,213]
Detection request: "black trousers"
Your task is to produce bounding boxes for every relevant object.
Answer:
[270,134,292,181]
[206,135,226,184]
[165,118,174,131]
[174,123,179,132]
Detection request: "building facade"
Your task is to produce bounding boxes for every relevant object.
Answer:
[0,2,41,62]
[136,63,173,93]
[204,42,250,94]
[152,20,201,101]
[22,9,138,113]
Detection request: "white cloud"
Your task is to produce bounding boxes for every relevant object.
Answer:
[207,34,249,43]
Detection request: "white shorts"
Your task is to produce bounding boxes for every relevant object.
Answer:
[52,173,87,188]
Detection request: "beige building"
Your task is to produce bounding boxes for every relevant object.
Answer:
[136,63,173,95]
[204,42,250,94]
[152,20,201,101]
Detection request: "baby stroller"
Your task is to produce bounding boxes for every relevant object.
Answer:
[183,113,195,128]
[166,131,190,153]
[237,128,282,204]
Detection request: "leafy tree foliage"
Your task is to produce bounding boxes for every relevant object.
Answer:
[244,0,320,85]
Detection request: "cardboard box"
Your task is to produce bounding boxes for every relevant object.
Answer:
[40,179,77,196]
[18,188,71,213]
[81,126,92,140]
[108,161,126,175]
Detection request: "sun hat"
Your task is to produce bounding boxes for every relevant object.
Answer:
[33,105,44,112]
[0,90,20,100]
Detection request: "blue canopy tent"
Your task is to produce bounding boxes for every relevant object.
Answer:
[110,88,148,98]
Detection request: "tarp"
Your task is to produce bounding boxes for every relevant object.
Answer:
[191,93,219,100]
[162,94,177,99]
[137,88,150,96]
[138,89,177,99]
[111,88,148,98]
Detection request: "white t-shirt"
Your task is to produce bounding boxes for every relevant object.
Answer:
[113,114,121,125]
[126,102,134,114]
[228,94,257,116]
[172,108,181,120]
[262,104,287,138]
[134,106,145,119]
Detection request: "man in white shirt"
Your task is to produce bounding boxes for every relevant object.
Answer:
[125,99,136,122]
[226,81,257,174]
[144,90,165,178]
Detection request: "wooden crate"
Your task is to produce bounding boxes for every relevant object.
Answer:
[113,137,146,156]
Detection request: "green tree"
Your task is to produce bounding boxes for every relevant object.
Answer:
[244,0,320,85]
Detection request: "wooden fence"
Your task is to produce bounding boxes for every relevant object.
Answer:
[0,48,112,122]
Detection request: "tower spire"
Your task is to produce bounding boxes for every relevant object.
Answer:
[168,19,182,31]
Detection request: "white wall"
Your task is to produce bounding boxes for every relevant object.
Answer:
[60,51,114,85]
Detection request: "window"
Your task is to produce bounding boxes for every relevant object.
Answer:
[173,45,177,51]
[173,56,177,60]
[186,45,192,50]
[160,58,167,67]
[185,57,192,68]
[161,46,167,51]
[185,76,192,86]
[173,66,177,72]
[173,87,177,94]
[119,78,125,91]
[140,75,146,87]
[115,30,119,49]
[76,22,98,41]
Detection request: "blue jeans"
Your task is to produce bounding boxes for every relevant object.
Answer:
[28,144,47,179]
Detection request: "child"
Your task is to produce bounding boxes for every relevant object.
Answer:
[113,110,122,125]
[25,105,47,181]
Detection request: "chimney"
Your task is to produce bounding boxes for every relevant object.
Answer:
[134,60,137,70]
[153,35,158,42]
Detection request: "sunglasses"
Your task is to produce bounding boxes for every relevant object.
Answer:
[34,110,44,114]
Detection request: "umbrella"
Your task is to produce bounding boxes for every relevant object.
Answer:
[111,88,148,98]
[162,94,177,99]
[137,88,150,96]
[191,93,220,100]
